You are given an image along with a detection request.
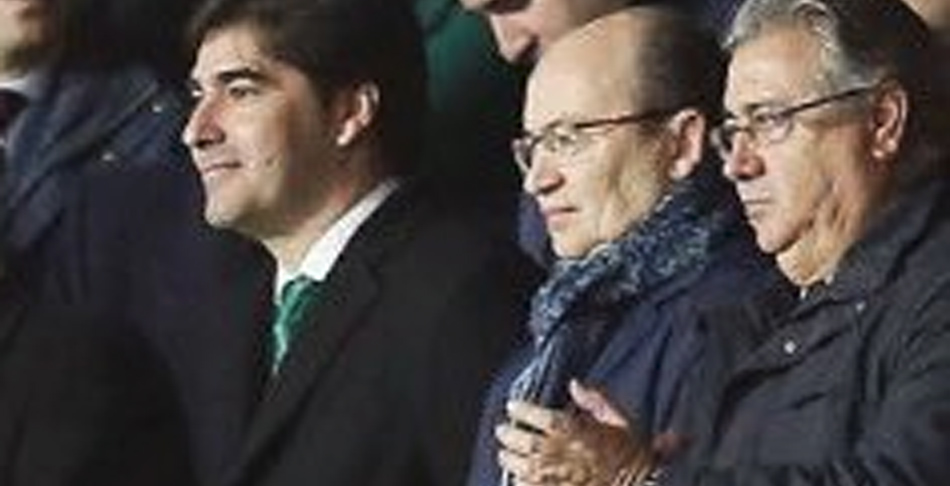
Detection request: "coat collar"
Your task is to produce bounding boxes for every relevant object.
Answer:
[722,178,949,375]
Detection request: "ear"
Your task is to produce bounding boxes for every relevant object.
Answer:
[332,82,380,148]
[868,81,908,163]
[664,108,706,181]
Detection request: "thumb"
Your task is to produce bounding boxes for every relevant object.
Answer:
[569,380,629,428]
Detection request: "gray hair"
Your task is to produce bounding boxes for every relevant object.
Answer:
[725,0,948,179]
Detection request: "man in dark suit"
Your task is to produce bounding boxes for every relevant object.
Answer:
[183,0,539,485]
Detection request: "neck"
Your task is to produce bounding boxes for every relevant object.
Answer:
[264,162,386,272]
[777,199,877,288]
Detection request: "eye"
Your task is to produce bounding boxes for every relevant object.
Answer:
[225,80,262,100]
[543,124,582,153]
[749,110,787,132]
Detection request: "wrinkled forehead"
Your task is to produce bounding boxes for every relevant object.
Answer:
[525,65,639,131]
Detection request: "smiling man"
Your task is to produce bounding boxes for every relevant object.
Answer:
[183,0,538,485]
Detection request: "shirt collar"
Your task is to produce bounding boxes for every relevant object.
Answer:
[274,178,400,300]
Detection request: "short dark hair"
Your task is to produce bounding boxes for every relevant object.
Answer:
[188,0,428,176]
[631,7,727,125]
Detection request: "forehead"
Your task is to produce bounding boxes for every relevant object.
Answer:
[192,24,275,82]
[524,38,639,128]
[725,26,825,112]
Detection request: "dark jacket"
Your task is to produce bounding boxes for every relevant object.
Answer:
[1,63,273,485]
[225,187,539,486]
[2,64,186,260]
[668,178,950,486]
[0,277,195,486]
[467,216,780,486]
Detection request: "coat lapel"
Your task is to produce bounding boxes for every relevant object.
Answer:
[2,67,160,253]
[230,190,419,483]
[237,257,379,466]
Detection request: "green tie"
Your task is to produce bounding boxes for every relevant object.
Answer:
[270,276,322,374]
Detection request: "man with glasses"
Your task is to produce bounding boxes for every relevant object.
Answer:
[458,0,745,269]
[524,0,950,485]
[465,7,778,486]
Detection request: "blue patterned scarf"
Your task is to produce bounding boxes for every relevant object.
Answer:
[507,164,735,407]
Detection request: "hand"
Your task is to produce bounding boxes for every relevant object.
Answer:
[494,381,653,486]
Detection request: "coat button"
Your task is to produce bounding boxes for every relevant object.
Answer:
[151,102,165,114]
[783,339,798,355]
[100,151,117,163]
[854,301,867,313]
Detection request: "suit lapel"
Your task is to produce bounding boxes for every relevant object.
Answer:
[238,257,378,464]
[232,190,420,481]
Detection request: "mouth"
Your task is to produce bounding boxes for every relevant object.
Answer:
[740,198,769,220]
[196,160,241,182]
[541,206,575,229]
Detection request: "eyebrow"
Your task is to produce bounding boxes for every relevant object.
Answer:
[216,66,270,85]
[724,100,786,120]
[190,65,271,90]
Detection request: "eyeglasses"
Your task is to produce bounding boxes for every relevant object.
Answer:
[511,108,677,174]
[710,85,877,160]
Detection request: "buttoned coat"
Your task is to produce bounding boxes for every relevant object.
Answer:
[669,178,950,486]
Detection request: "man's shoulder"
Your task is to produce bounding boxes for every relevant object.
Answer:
[354,186,533,267]
[683,222,783,313]
[28,63,188,162]
[339,186,540,303]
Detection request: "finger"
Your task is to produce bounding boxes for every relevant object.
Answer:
[569,380,629,427]
[495,422,545,455]
[499,449,563,486]
[498,448,534,479]
[506,400,571,435]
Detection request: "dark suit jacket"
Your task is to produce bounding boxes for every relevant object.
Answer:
[0,277,195,486]
[227,188,539,486]
[0,63,273,485]
[62,164,274,486]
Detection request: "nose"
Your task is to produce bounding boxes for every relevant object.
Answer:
[488,14,535,64]
[721,132,765,182]
[522,152,563,197]
[181,97,224,151]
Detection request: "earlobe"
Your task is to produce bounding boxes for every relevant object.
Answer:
[335,83,380,148]
[666,109,706,180]
[869,82,908,162]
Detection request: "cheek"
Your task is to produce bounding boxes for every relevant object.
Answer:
[598,148,663,234]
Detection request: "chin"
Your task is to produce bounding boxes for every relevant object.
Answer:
[203,204,237,230]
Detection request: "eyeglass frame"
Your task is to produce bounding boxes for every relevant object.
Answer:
[510,107,682,174]
[710,84,879,160]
